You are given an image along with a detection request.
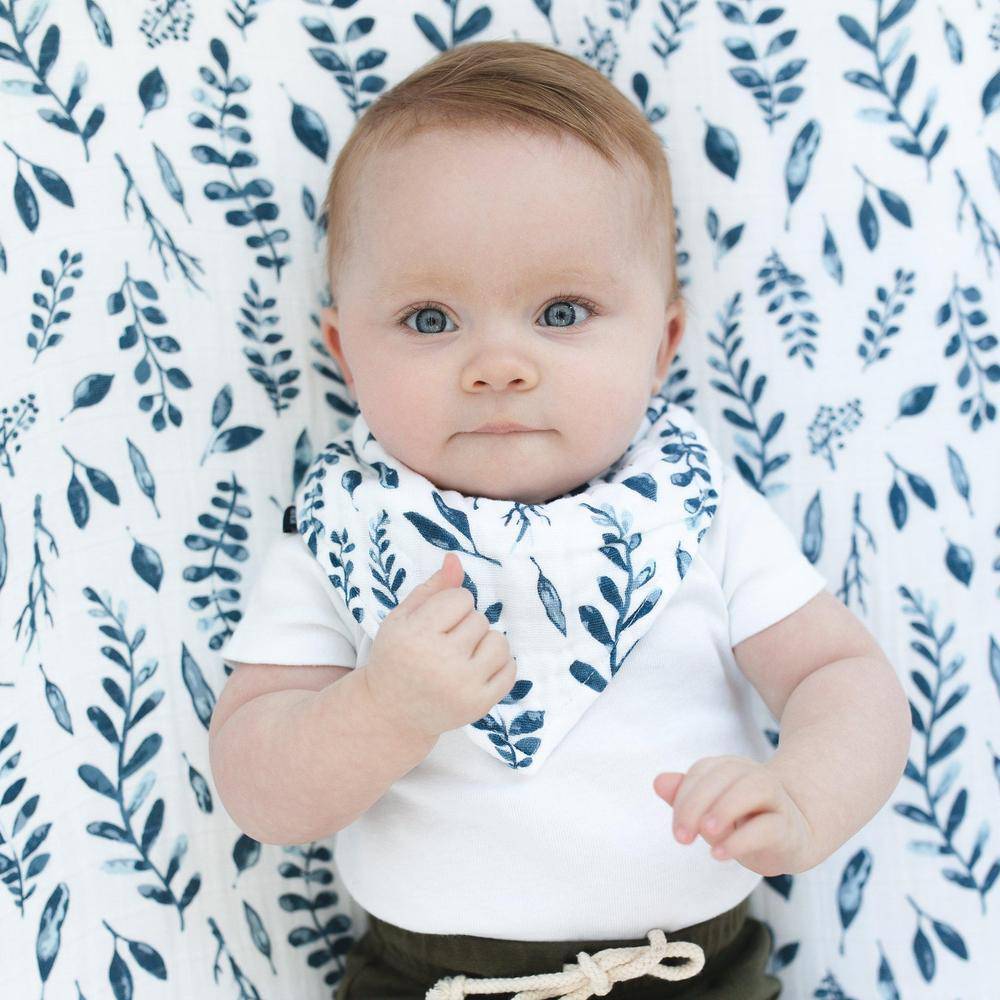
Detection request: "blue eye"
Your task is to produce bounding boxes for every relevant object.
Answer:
[397,296,599,336]
[538,299,594,328]
[400,304,455,336]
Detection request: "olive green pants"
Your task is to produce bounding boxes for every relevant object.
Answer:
[335,894,782,999]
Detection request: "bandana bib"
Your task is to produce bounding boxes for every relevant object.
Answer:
[284,392,723,775]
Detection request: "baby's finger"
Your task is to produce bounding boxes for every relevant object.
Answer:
[443,608,492,657]
[671,760,747,843]
[710,810,782,861]
[700,769,781,843]
[398,553,464,618]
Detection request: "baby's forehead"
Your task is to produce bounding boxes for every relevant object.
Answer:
[358,201,646,283]
[341,139,662,289]
[357,128,648,221]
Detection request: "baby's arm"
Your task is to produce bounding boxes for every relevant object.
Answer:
[209,661,438,844]
[732,588,911,870]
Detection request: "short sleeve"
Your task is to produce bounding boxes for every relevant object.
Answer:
[707,462,828,649]
[222,532,358,669]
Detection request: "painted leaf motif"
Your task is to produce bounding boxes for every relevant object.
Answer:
[786,119,821,206]
[181,645,216,729]
[31,163,73,206]
[128,940,167,979]
[38,24,59,79]
[981,68,1000,118]
[131,539,164,591]
[36,882,70,982]
[41,671,74,734]
[705,120,739,179]
[14,172,39,231]
[139,66,167,116]
[290,99,329,161]
[71,373,114,411]
[86,0,113,45]
[109,949,133,1000]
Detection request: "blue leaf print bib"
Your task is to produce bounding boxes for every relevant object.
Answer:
[287,392,723,774]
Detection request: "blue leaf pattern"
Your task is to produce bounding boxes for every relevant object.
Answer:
[0,3,997,996]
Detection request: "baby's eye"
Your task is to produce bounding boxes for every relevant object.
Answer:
[401,306,455,336]
[538,299,594,328]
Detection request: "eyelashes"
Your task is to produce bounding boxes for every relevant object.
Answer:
[396,294,601,336]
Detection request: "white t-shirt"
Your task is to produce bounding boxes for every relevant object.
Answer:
[223,460,827,939]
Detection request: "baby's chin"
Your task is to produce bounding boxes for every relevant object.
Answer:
[441,454,590,505]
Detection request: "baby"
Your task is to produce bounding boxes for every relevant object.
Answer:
[210,39,911,999]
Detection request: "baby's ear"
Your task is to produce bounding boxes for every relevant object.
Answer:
[652,296,686,389]
[321,307,354,389]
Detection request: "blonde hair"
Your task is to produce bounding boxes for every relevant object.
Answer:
[322,39,680,308]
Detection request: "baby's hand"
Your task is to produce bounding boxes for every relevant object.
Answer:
[364,551,518,742]
[653,755,812,877]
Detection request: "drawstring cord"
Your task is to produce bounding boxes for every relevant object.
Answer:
[424,929,705,1000]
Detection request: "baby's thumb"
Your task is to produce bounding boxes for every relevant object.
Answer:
[437,551,462,585]
[401,553,462,613]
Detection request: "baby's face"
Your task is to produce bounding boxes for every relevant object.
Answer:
[323,125,684,504]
